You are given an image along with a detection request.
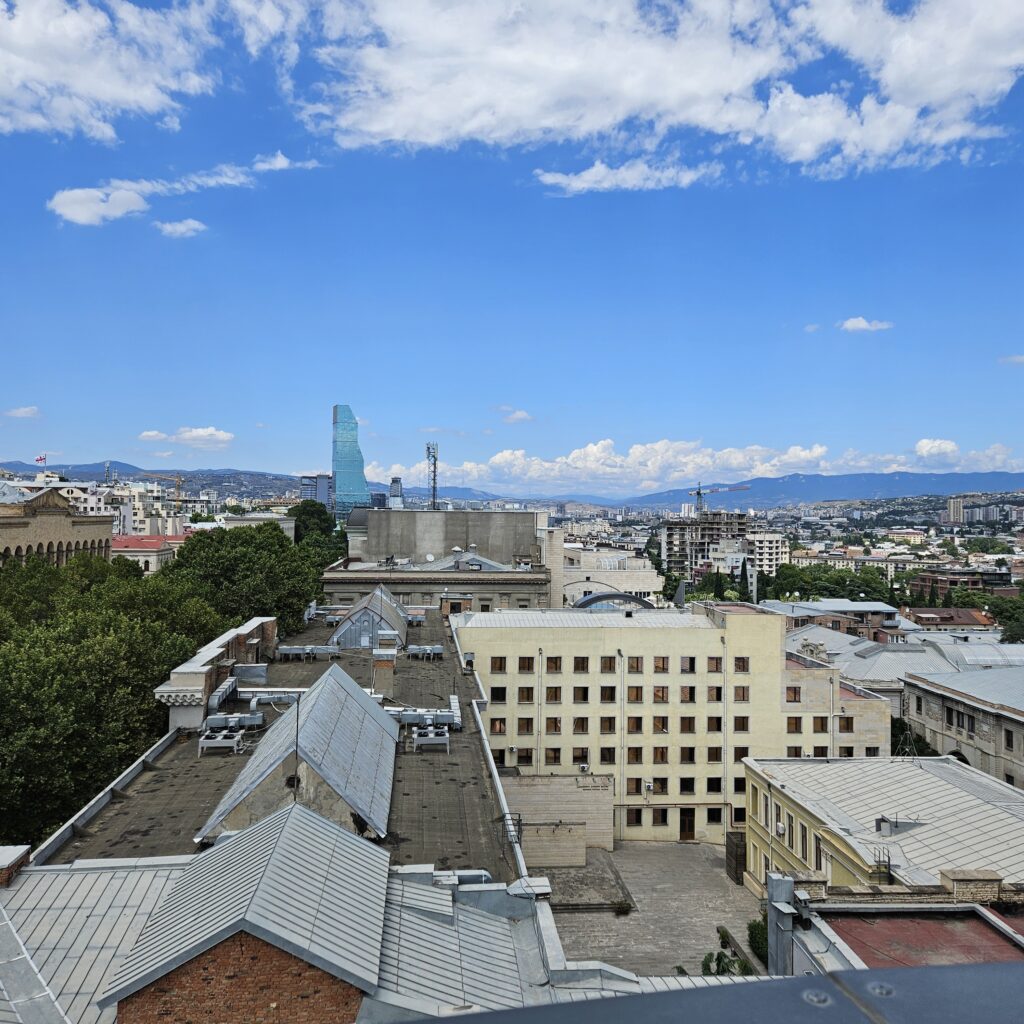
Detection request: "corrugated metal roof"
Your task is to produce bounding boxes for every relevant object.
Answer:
[456,610,714,630]
[196,664,399,840]
[102,805,391,1008]
[909,668,1024,718]
[749,757,1024,885]
[0,862,185,1024]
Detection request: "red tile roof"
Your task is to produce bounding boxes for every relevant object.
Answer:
[111,536,174,550]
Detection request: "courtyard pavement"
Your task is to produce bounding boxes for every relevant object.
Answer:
[552,841,762,977]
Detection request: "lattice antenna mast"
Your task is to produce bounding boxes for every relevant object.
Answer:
[425,442,439,510]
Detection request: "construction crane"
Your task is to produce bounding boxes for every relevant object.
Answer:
[425,442,439,511]
[688,481,751,514]
[141,472,185,505]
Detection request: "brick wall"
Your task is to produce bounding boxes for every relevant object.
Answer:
[0,847,29,887]
[117,932,364,1024]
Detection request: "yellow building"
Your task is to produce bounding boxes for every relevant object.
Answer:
[0,486,113,565]
[453,603,890,845]
[743,755,1024,898]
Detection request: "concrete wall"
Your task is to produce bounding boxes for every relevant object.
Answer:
[502,775,614,853]
[358,510,547,565]
[520,822,587,867]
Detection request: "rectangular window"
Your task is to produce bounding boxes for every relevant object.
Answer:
[680,777,695,794]
[733,807,747,825]
[800,823,808,862]
[546,656,562,673]
[787,746,803,758]
[600,656,617,673]
[680,685,696,703]
[572,717,589,734]
[627,685,644,703]
[915,696,923,714]
[600,716,616,734]
[945,707,955,727]
[545,748,561,765]
[490,718,506,735]
[734,656,750,673]
[653,685,669,703]
[545,717,561,734]
[574,656,590,673]
[491,657,507,674]
[627,716,643,734]
[787,717,803,734]
[815,836,823,870]
[838,716,854,733]
[734,776,747,793]
[708,657,722,673]
[652,808,668,826]
[517,749,533,767]
[627,746,643,764]
[517,717,534,735]
[734,746,749,762]
[813,716,828,733]
[626,777,642,795]
[839,746,854,758]
[707,807,723,824]
[1007,774,1017,787]
[763,793,770,823]
[734,716,749,732]
[572,747,589,765]
[680,716,696,733]
[813,746,828,757]
[680,746,696,764]
[546,686,561,703]
[628,656,644,674]
[599,747,616,765]
[707,716,722,732]
[574,686,590,703]
[600,685,616,702]
[707,778,723,794]
[707,686,723,702]
[626,808,642,826]
[786,686,801,703]
[652,746,668,763]
[519,656,535,673]
[654,656,669,674]
[652,715,669,734]
[787,813,794,849]
[680,657,696,673]
[1006,729,1015,751]
[707,746,722,763]
[518,686,534,703]
[651,777,668,795]
[491,686,507,704]
[734,685,750,702]
[865,746,880,757]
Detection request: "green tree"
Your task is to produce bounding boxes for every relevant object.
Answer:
[286,499,337,545]
[1002,618,1024,644]
[736,559,751,602]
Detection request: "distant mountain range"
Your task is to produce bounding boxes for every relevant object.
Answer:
[3,462,1022,509]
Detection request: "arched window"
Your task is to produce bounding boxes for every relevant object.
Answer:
[143,560,150,572]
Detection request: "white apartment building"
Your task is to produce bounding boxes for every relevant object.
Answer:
[746,530,790,576]
[453,603,890,845]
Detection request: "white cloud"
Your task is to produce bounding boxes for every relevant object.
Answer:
[535,159,722,196]
[804,324,820,333]
[252,149,319,171]
[999,355,1024,365]
[366,434,1023,496]
[838,316,894,332]
[4,405,40,418]
[47,152,318,227]
[151,450,175,458]
[502,409,533,424]
[138,425,234,450]
[153,218,206,238]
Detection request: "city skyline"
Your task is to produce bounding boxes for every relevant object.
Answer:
[2,1,1022,494]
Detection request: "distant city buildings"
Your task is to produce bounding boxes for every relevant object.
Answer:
[947,496,965,524]
[331,404,370,519]
[300,472,334,510]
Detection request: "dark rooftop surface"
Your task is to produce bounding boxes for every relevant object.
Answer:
[823,911,1024,968]
[45,612,513,881]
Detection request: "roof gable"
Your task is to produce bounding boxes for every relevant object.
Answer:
[101,805,391,1008]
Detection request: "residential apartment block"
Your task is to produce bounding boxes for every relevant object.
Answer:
[659,511,748,581]
[453,603,889,846]
[745,530,790,576]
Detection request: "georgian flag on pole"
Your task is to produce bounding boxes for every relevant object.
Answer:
[35,454,46,465]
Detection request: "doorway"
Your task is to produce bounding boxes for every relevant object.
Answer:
[679,807,695,841]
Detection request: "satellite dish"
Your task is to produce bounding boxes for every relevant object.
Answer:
[425,553,435,562]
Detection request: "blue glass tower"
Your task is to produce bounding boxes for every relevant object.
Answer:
[332,404,370,519]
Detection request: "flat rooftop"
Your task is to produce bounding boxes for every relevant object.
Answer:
[42,614,512,882]
[822,910,1024,968]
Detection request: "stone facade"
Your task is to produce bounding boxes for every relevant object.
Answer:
[0,488,113,565]
[117,932,364,1024]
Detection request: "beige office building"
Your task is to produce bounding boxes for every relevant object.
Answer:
[0,486,113,565]
[453,603,890,845]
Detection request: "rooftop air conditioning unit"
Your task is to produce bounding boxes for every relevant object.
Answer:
[775,822,786,837]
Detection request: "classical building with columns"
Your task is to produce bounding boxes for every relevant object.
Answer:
[0,484,114,565]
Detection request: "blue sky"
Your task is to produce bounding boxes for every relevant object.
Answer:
[1,0,1022,497]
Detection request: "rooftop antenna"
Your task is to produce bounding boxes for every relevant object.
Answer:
[425,442,439,511]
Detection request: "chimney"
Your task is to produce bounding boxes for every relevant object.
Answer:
[372,649,396,697]
[0,845,30,887]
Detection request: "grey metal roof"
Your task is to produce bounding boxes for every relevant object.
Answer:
[0,905,69,1024]
[455,609,714,630]
[0,861,185,1024]
[102,805,391,1008]
[196,664,399,840]
[926,640,1024,670]
[907,668,1024,720]
[748,757,1024,885]
[0,482,27,506]
[329,585,409,646]
[378,886,528,1011]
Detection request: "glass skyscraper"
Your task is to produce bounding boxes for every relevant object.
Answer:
[332,404,370,519]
